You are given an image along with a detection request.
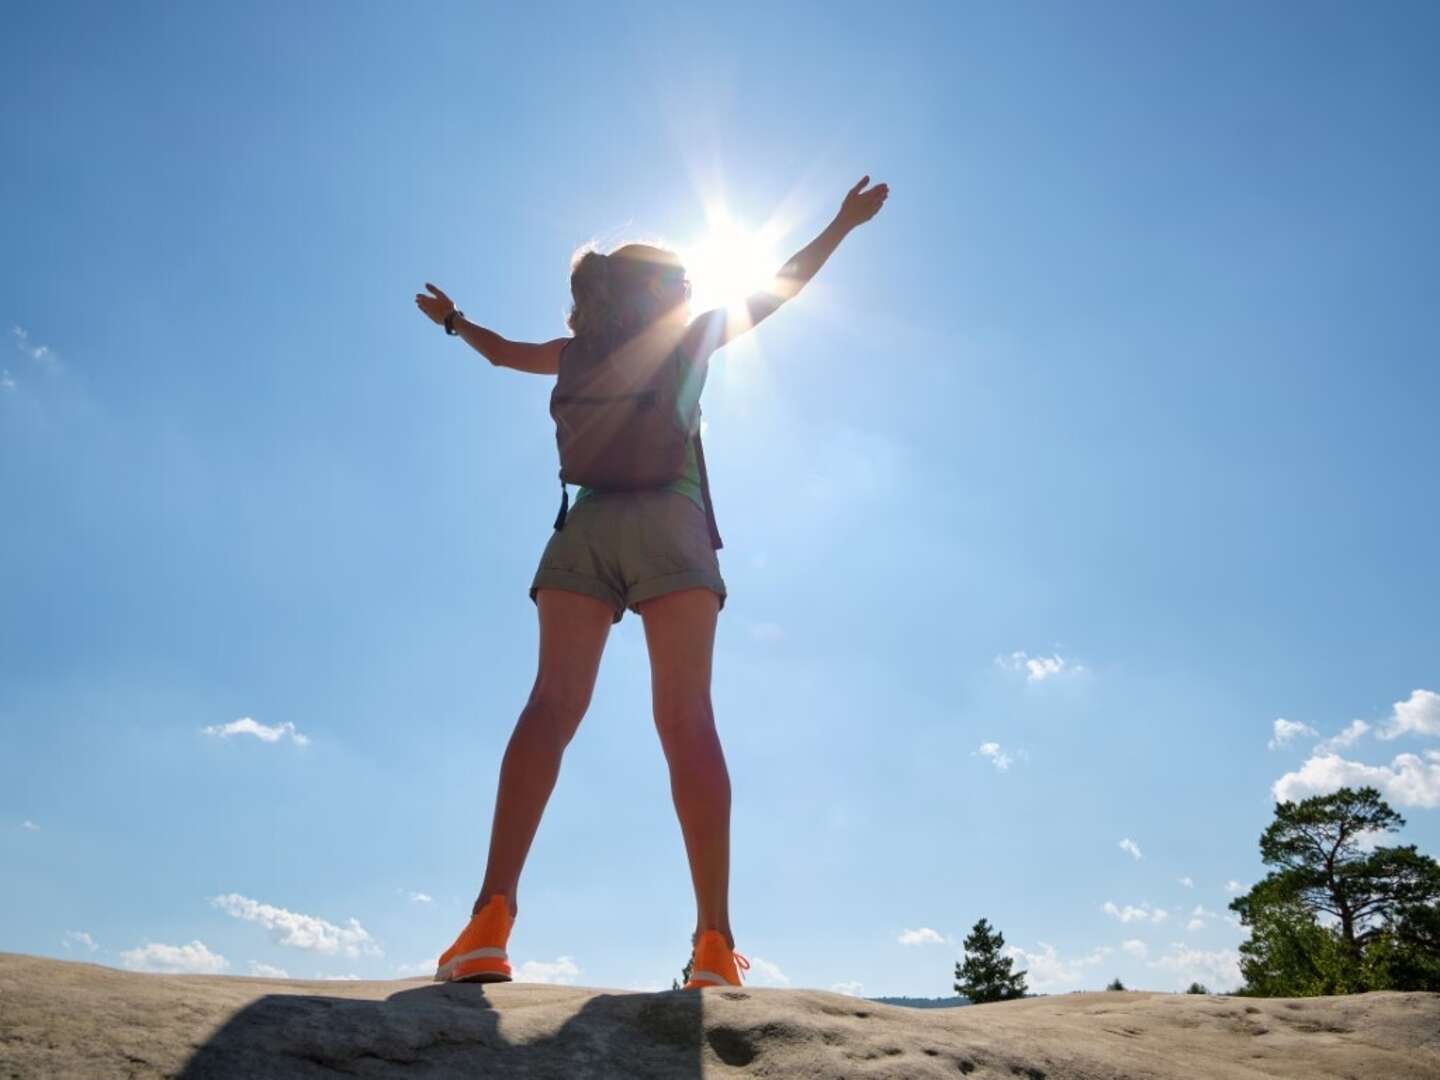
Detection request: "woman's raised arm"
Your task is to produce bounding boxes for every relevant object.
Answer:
[415,282,566,375]
[684,175,889,355]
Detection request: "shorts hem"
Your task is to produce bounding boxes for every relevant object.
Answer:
[530,569,626,623]
[626,570,728,615]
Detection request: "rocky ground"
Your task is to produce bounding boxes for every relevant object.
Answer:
[3,952,1438,1078]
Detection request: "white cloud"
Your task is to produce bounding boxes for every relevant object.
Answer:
[11,325,57,368]
[210,894,382,957]
[996,651,1084,682]
[320,973,362,981]
[248,962,290,978]
[1225,880,1244,894]
[750,622,784,643]
[62,930,98,952]
[1377,689,1440,741]
[1149,944,1241,992]
[120,940,228,974]
[899,927,945,946]
[1178,876,1194,889]
[744,956,790,987]
[515,956,580,984]
[1120,939,1148,960]
[1272,750,1440,809]
[1003,942,1110,993]
[1316,719,1371,755]
[408,892,433,904]
[974,742,1013,772]
[21,820,39,831]
[395,958,438,977]
[1186,906,1218,932]
[1,369,14,392]
[829,980,864,996]
[202,717,310,746]
[1118,838,1143,861]
[1103,901,1168,925]
[1268,718,1317,750]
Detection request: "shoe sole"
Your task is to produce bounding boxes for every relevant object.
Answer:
[683,969,736,989]
[434,946,512,984]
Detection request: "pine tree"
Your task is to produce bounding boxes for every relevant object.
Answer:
[670,957,693,991]
[954,918,1027,1003]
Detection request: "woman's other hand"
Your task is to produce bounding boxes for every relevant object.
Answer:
[415,282,456,325]
[836,176,889,230]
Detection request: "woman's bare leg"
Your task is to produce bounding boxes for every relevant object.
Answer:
[475,588,614,918]
[637,588,732,948]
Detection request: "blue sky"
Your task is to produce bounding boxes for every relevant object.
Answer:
[4,2,1438,996]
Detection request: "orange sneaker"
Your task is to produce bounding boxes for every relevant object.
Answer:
[683,929,750,989]
[433,894,514,983]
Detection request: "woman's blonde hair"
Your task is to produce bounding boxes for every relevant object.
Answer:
[567,242,685,346]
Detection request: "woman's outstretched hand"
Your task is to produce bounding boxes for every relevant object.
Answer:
[837,176,889,230]
[415,282,456,326]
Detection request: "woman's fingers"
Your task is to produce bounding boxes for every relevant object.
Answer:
[426,282,451,302]
[849,175,870,195]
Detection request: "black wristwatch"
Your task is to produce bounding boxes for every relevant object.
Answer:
[444,309,464,335]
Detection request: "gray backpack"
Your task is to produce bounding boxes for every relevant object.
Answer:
[549,334,723,549]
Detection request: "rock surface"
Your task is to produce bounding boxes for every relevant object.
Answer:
[3,952,1438,1078]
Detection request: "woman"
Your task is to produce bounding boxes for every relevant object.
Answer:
[414,175,888,989]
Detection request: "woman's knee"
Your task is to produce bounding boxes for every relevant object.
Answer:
[520,686,590,745]
[653,692,715,741]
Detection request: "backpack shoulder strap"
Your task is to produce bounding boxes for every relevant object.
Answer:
[693,425,723,551]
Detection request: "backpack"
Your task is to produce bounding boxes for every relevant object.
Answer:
[549,333,723,549]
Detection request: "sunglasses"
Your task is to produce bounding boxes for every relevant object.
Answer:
[657,268,692,297]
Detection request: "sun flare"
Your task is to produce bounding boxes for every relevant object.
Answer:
[679,207,784,317]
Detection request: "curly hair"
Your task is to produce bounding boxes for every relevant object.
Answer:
[567,242,686,347]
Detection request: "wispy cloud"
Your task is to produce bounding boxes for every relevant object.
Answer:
[1003,942,1110,993]
[1148,944,1241,992]
[0,369,14,393]
[21,819,39,831]
[898,927,945,946]
[744,956,790,987]
[995,651,1084,682]
[749,621,784,643]
[1272,750,1440,809]
[408,892,433,904]
[1377,689,1440,740]
[1118,838,1143,861]
[974,741,1014,771]
[1120,939,1148,960]
[829,980,864,996]
[249,962,290,978]
[1178,876,1194,888]
[202,717,310,746]
[1186,905,1218,932]
[11,325,58,369]
[211,893,382,957]
[1316,719,1371,755]
[1267,717,1317,750]
[120,940,228,974]
[1103,901,1168,925]
[395,958,437,977]
[1225,880,1244,894]
[62,930,98,952]
[515,956,580,984]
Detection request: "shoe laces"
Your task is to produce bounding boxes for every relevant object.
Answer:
[733,951,750,983]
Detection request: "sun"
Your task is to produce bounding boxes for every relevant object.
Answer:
[679,206,785,318]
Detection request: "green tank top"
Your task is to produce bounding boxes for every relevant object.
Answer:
[572,345,707,512]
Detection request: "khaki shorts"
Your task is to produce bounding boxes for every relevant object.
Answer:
[529,490,727,623]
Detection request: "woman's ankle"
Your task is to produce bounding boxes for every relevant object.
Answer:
[475,890,518,920]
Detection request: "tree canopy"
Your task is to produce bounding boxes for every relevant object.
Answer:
[955,918,1027,1003]
[1230,786,1440,995]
